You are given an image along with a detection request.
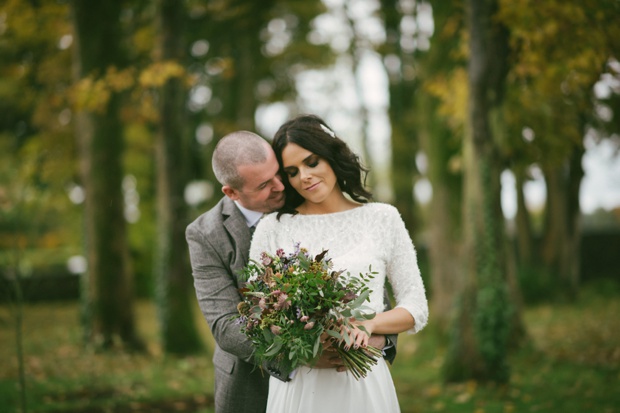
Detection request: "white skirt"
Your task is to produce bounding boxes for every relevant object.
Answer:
[266,358,400,413]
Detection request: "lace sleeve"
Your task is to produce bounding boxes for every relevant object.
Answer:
[385,206,429,334]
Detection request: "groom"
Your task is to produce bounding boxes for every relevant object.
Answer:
[186,130,395,413]
[186,131,285,413]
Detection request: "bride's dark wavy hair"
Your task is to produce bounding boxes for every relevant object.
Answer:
[272,114,372,216]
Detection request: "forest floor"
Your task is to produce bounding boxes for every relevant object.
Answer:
[1,279,619,413]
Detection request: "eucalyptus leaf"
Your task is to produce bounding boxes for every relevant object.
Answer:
[350,290,370,308]
[313,336,321,357]
[264,340,283,357]
[325,329,343,340]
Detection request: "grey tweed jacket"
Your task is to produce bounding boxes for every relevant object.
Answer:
[186,196,286,413]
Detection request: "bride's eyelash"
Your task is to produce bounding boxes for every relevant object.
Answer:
[285,157,320,178]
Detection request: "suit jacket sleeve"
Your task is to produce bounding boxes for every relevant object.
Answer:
[186,216,255,363]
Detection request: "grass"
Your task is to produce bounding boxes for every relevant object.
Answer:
[1,281,619,413]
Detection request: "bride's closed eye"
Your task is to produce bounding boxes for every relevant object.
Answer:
[284,156,320,178]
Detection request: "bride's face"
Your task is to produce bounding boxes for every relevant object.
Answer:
[281,143,339,205]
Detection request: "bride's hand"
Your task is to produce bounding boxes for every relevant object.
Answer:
[343,321,372,350]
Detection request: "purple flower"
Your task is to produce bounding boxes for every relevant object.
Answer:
[342,291,357,303]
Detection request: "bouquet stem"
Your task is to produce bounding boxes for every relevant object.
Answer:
[336,345,383,380]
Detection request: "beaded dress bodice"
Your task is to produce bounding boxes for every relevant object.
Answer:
[250,203,428,333]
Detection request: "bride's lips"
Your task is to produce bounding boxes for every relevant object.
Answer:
[304,182,320,191]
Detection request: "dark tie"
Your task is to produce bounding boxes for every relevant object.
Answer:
[249,225,256,236]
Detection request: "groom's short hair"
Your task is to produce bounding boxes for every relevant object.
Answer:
[212,131,270,189]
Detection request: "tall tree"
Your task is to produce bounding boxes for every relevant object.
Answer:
[71,0,139,348]
[417,0,466,327]
[498,0,620,296]
[379,0,418,233]
[154,0,203,354]
[443,0,512,382]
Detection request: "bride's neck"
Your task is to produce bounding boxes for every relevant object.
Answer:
[297,194,360,215]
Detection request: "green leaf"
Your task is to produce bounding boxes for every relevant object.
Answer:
[262,329,274,343]
[313,336,321,357]
[352,306,376,320]
[325,329,343,340]
[350,289,370,309]
[264,340,283,357]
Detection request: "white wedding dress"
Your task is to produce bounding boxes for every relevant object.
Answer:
[250,203,429,413]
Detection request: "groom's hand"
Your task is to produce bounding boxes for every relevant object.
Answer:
[313,347,346,371]
[368,334,386,350]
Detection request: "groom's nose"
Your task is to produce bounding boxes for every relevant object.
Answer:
[272,176,285,192]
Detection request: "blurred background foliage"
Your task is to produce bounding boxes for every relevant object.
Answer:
[1,0,619,412]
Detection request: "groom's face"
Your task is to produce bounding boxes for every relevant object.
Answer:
[232,148,285,213]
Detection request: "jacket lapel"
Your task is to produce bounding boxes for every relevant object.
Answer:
[222,197,252,265]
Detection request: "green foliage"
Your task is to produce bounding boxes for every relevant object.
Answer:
[1,283,618,412]
[497,0,620,165]
[236,246,381,379]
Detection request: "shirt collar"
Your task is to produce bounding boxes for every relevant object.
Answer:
[234,201,263,228]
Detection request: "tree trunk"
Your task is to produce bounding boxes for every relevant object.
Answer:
[443,0,511,383]
[155,0,203,354]
[421,97,464,329]
[540,143,584,297]
[380,0,417,233]
[71,0,139,348]
[417,0,464,329]
[514,166,534,265]
[344,2,374,187]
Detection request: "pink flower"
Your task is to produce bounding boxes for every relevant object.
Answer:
[270,325,282,335]
[304,321,315,330]
[274,293,290,310]
[260,252,272,266]
[276,248,285,258]
[299,315,309,322]
[258,298,268,310]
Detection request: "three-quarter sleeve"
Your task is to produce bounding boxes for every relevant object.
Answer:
[384,206,429,334]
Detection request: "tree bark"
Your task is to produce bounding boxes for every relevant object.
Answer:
[540,143,584,296]
[71,0,139,348]
[514,166,534,265]
[417,0,464,329]
[155,0,203,354]
[443,0,511,383]
[380,0,418,233]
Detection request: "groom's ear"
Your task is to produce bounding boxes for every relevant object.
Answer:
[222,185,240,201]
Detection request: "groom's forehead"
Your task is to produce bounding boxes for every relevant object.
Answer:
[239,161,279,189]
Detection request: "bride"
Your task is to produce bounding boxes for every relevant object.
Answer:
[250,114,428,413]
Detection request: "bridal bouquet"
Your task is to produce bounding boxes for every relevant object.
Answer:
[235,243,383,380]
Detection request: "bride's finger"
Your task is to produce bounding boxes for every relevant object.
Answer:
[352,329,366,349]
